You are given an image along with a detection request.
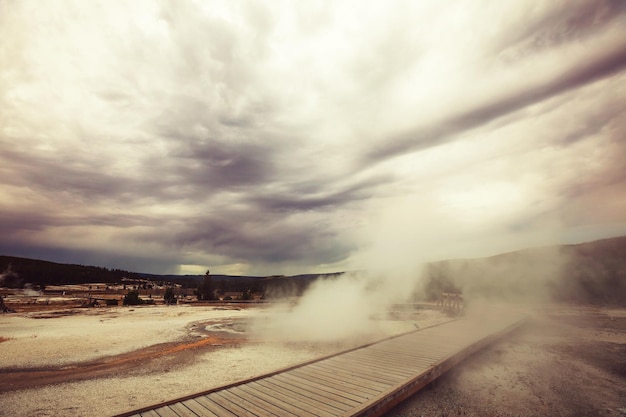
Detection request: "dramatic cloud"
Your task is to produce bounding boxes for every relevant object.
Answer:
[1,0,625,275]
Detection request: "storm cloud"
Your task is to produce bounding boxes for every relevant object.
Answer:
[1,0,625,275]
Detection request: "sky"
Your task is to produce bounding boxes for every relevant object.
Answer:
[1,0,625,276]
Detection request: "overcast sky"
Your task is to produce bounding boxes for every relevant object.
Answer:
[1,0,625,276]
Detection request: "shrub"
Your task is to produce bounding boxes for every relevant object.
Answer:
[164,288,177,305]
[123,290,142,305]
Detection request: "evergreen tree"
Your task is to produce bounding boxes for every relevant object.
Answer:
[163,287,177,305]
[123,290,142,305]
[198,269,215,300]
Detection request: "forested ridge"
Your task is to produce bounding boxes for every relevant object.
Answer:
[3,235,625,305]
[421,235,626,305]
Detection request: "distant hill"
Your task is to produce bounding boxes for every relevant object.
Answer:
[3,236,625,305]
[137,272,345,297]
[420,235,626,305]
[0,256,140,288]
[0,255,344,297]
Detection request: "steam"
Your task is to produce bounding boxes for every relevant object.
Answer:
[0,265,20,288]
[250,197,434,344]
[248,186,616,344]
[254,273,374,342]
[249,232,577,345]
[422,246,569,305]
[250,267,424,344]
[0,265,42,297]
[21,283,42,297]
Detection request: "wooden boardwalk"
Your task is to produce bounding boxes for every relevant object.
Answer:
[114,313,525,417]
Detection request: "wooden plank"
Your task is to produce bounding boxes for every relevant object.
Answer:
[364,345,449,363]
[368,350,440,365]
[385,333,458,345]
[368,341,452,356]
[209,390,270,417]
[344,349,429,371]
[227,385,293,416]
[249,380,339,417]
[167,402,199,417]
[273,373,361,408]
[344,347,421,364]
[261,376,351,413]
[236,383,319,417]
[284,370,375,403]
[262,375,353,411]
[346,349,437,369]
[386,337,442,350]
[318,358,404,385]
[336,355,417,378]
[402,333,471,344]
[281,372,367,403]
[360,352,439,367]
[324,354,406,377]
[193,396,238,417]
[405,343,458,352]
[153,407,180,417]
[290,366,381,396]
[313,364,394,392]
[289,368,376,401]
[353,356,431,374]
[308,362,392,392]
[140,411,160,417]
[180,399,219,417]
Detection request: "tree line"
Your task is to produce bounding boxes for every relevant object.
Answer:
[0,256,139,288]
[0,256,338,301]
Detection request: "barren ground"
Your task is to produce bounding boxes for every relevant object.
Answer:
[386,305,626,417]
[1,300,624,417]
[0,299,436,416]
